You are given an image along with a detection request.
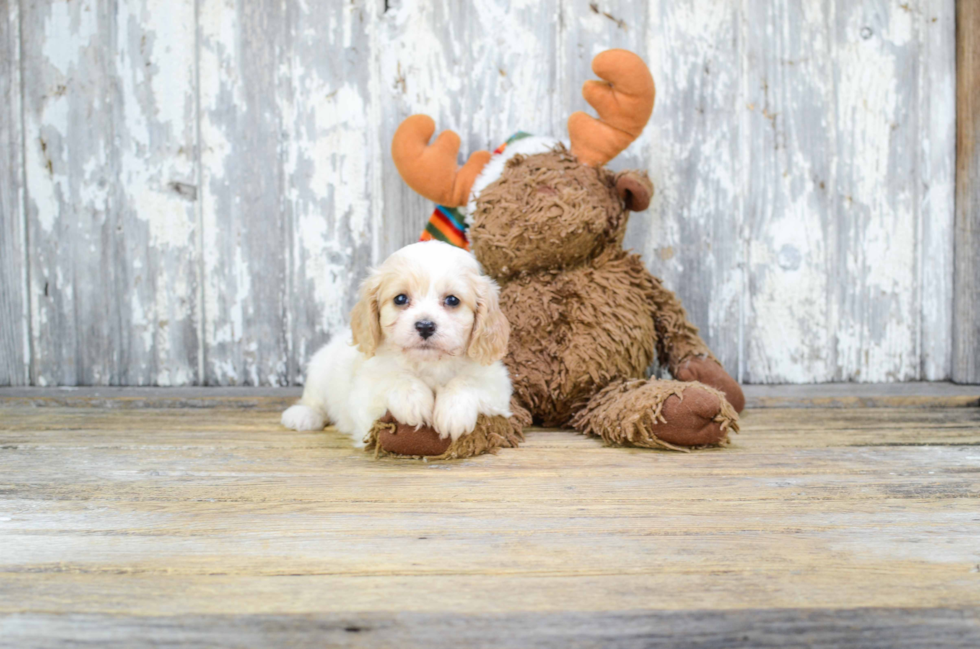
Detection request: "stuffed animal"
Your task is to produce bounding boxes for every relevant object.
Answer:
[374,49,744,458]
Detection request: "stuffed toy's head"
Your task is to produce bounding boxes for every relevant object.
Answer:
[392,50,656,280]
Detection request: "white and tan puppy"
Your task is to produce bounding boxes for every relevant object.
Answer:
[281,241,512,445]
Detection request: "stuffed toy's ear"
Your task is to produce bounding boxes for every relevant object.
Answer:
[349,271,384,357]
[467,274,510,365]
[615,171,654,212]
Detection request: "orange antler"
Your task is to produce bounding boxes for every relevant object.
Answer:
[568,50,655,167]
[391,115,491,207]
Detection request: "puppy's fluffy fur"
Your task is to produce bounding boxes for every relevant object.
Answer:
[282,241,513,445]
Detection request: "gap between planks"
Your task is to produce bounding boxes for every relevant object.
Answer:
[0,383,977,411]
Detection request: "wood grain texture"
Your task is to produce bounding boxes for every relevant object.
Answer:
[377,0,562,259]
[832,1,920,382]
[920,0,957,380]
[0,399,978,646]
[0,0,961,386]
[111,0,201,386]
[20,0,114,386]
[0,0,29,386]
[644,0,742,378]
[742,0,835,383]
[280,0,378,384]
[197,0,289,386]
[1,382,977,409]
[3,609,979,649]
[954,0,980,383]
[19,0,200,387]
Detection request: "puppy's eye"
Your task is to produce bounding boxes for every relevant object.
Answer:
[444,295,460,308]
[393,294,408,306]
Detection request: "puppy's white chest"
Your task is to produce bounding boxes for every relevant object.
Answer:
[416,359,464,388]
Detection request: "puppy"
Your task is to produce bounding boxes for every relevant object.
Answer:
[281,241,512,445]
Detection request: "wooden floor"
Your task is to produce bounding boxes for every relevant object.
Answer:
[1,386,979,648]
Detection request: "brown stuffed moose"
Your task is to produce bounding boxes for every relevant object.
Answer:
[371,49,744,458]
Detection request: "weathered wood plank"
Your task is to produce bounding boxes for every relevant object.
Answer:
[1,382,977,410]
[3,608,979,649]
[2,0,962,387]
[19,0,200,386]
[832,2,921,381]
[377,0,562,259]
[280,0,377,382]
[110,0,201,385]
[742,0,835,383]
[954,0,980,383]
[919,0,956,380]
[0,0,29,386]
[198,0,289,386]
[20,0,115,385]
[0,386,303,410]
[745,381,980,408]
[644,0,742,377]
[0,402,978,648]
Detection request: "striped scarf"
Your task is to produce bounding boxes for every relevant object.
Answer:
[419,132,532,249]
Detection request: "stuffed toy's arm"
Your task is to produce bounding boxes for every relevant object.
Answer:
[647,276,716,375]
[647,276,745,412]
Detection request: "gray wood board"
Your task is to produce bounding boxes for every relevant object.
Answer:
[0,0,28,386]
[18,0,201,386]
[1,403,979,648]
[2,609,979,649]
[0,382,976,410]
[197,0,289,386]
[0,0,960,385]
[954,0,980,383]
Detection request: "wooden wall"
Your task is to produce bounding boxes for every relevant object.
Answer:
[0,0,960,386]
[954,0,980,383]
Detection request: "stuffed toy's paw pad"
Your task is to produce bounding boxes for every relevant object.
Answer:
[653,385,735,447]
[675,357,746,413]
[572,379,739,451]
[372,413,452,457]
[366,411,524,460]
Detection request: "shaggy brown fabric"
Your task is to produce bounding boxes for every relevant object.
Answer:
[571,379,739,450]
[500,248,658,427]
[470,145,623,281]
[365,407,525,460]
[646,274,716,375]
[467,148,743,446]
[389,49,742,454]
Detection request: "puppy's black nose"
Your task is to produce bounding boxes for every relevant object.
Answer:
[415,320,436,339]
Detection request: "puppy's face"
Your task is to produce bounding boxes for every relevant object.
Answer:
[350,242,509,365]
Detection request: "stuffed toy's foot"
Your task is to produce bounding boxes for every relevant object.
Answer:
[674,357,746,413]
[571,379,739,451]
[365,403,527,460]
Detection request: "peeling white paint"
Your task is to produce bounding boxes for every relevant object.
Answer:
[41,1,96,77]
[6,0,957,386]
[24,118,60,235]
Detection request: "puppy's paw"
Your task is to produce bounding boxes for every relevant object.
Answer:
[281,405,326,431]
[432,394,479,441]
[387,383,435,428]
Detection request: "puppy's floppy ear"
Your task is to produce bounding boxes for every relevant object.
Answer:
[349,270,384,357]
[467,274,510,365]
